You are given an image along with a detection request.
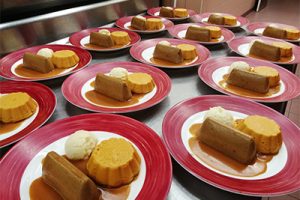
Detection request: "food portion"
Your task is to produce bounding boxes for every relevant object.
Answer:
[131,16,163,31]
[95,73,132,101]
[249,40,293,61]
[0,92,37,123]
[21,47,79,76]
[89,29,131,48]
[131,16,146,30]
[85,67,155,107]
[30,130,142,200]
[262,25,300,40]
[87,138,141,187]
[208,14,237,26]
[237,115,282,154]
[65,130,98,160]
[188,106,283,177]
[159,7,188,18]
[185,25,222,42]
[42,151,100,200]
[127,73,155,94]
[222,61,281,96]
[199,117,256,164]
[52,50,80,69]
[153,40,198,64]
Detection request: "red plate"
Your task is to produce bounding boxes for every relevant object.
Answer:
[130,38,211,68]
[62,61,171,113]
[0,81,56,147]
[162,95,300,196]
[69,27,141,51]
[168,23,235,45]
[0,44,91,81]
[191,12,249,28]
[198,57,300,102]
[0,113,172,200]
[115,16,174,34]
[246,22,300,42]
[228,36,300,64]
[147,7,197,21]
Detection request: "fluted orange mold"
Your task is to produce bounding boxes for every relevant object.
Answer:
[52,50,79,69]
[127,73,155,94]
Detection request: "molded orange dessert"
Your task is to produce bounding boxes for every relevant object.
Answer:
[253,66,280,87]
[127,73,155,94]
[176,44,197,60]
[0,92,37,123]
[146,18,163,30]
[173,8,188,18]
[52,50,79,68]
[272,42,293,58]
[111,31,131,45]
[205,26,222,39]
[224,15,237,26]
[237,115,282,154]
[87,138,141,187]
[286,28,300,40]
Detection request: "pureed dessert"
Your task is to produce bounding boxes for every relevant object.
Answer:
[188,106,282,177]
[29,130,141,200]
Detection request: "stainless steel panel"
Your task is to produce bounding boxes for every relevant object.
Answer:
[0,0,159,56]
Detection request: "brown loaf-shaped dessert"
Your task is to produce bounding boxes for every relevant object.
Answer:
[185,26,211,42]
[131,16,146,30]
[249,40,281,61]
[42,151,100,200]
[208,14,225,25]
[90,32,114,48]
[159,7,174,18]
[94,73,132,101]
[153,43,184,63]
[23,53,54,73]
[198,117,256,164]
[263,26,287,39]
[226,68,270,93]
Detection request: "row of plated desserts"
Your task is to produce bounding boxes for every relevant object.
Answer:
[0,6,300,200]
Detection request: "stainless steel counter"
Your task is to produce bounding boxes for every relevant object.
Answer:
[2,20,297,199]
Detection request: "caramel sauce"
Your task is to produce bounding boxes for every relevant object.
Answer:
[15,64,68,79]
[30,156,130,200]
[218,74,280,98]
[188,123,273,177]
[0,121,23,134]
[248,53,292,63]
[85,81,146,107]
[84,43,129,50]
[150,57,197,67]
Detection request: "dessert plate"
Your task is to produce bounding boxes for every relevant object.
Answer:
[0,113,172,200]
[198,57,300,102]
[115,16,174,34]
[168,23,235,45]
[0,81,56,147]
[228,36,300,64]
[191,12,249,28]
[69,27,141,51]
[162,95,300,196]
[62,61,171,113]
[0,44,91,81]
[130,38,211,68]
[147,7,197,21]
[246,22,300,42]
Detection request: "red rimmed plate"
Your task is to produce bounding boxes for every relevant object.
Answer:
[69,27,141,51]
[130,38,211,68]
[198,57,300,102]
[168,23,235,45]
[0,113,172,200]
[0,81,56,147]
[162,95,300,196]
[0,44,91,81]
[228,36,300,64]
[115,16,174,34]
[246,22,300,42]
[147,7,197,21]
[62,61,171,113]
[191,12,249,28]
